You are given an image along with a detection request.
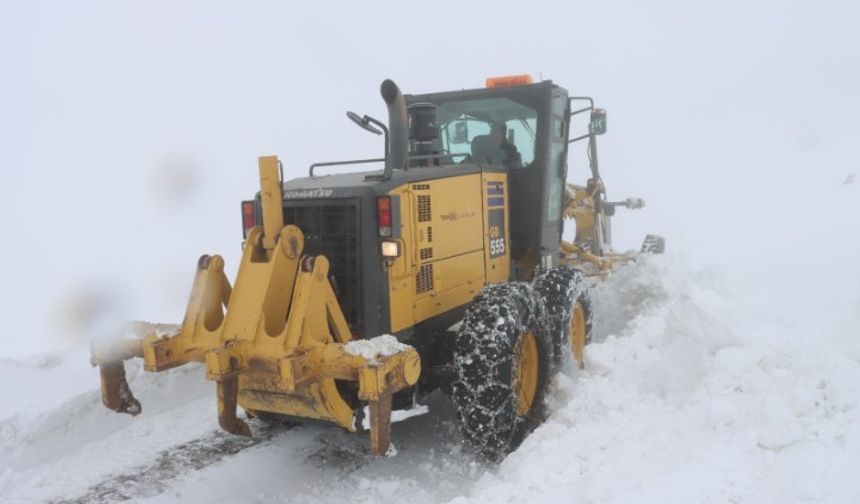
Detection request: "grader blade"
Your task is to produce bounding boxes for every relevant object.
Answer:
[90,156,420,456]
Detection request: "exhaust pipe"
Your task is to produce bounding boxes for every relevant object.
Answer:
[380,79,408,178]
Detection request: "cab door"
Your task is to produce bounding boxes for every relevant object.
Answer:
[538,90,571,262]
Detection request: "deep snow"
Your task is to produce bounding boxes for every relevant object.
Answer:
[1,252,858,503]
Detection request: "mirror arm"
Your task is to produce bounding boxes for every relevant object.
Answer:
[570,106,592,117]
[568,132,591,144]
[587,134,608,256]
[341,111,391,179]
[568,97,594,125]
[568,96,607,254]
[364,115,390,165]
[568,96,598,144]
[588,133,602,183]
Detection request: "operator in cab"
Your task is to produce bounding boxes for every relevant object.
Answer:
[471,121,522,168]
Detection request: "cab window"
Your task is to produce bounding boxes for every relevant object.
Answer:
[437,97,538,168]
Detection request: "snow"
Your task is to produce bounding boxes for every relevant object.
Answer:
[450,257,860,503]
[361,404,430,430]
[344,335,412,364]
[1,252,858,503]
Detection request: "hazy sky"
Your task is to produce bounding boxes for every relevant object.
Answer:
[1,0,858,357]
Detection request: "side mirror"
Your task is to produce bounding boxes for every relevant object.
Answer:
[347,111,383,135]
[450,120,469,144]
[589,109,607,135]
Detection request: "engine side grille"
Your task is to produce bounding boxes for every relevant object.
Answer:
[282,201,361,330]
[416,263,434,294]
[417,195,432,222]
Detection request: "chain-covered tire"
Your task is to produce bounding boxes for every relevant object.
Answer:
[533,266,593,370]
[452,282,552,461]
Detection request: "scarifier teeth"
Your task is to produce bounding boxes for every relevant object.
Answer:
[99,363,142,416]
[222,418,252,437]
[217,376,252,438]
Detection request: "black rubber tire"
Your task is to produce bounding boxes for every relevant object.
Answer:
[533,266,593,370]
[452,282,552,462]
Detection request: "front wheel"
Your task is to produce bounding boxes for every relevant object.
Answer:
[533,266,593,370]
[451,283,552,461]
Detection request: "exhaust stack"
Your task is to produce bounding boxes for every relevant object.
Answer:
[380,79,408,177]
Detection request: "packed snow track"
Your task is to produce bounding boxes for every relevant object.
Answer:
[1,256,858,503]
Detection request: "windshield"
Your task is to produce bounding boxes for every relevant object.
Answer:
[436,97,538,168]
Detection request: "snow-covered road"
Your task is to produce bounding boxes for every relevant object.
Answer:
[2,254,858,504]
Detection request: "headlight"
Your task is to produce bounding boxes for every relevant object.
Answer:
[380,240,401,258]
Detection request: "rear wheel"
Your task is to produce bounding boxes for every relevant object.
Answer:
[452,283,551,461]
[570,300,589,367]
[533,266,593,369]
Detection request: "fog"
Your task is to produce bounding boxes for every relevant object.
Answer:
[1,0,858,358]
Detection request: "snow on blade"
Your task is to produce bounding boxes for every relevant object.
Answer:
[344,334,411,364]
[361,404,430,430]
[120,321,181,339]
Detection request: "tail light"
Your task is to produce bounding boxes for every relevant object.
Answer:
[376,196,392,237]
[241,200,256,239]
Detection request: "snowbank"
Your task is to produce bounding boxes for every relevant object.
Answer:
[450,256,860,504]
[1,256,858,503]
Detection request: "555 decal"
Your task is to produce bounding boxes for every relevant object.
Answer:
[489,222,506,256]
[486,181,506,258]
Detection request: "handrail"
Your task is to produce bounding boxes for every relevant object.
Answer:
[308,152,471,178]
[309,158,385,177]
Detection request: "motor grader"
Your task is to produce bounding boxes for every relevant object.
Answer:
[91,75,662,461]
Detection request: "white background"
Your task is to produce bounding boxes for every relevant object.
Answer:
[1,0,858,357]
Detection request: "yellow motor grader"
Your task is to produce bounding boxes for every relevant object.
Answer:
[90,75,662,460]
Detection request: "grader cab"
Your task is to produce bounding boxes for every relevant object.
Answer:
[91,75,662,460]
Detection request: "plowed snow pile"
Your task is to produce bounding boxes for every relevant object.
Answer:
[455,258,860,503]
[1,254,859,503]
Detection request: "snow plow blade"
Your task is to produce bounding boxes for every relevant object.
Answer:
[90,157,420,456]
